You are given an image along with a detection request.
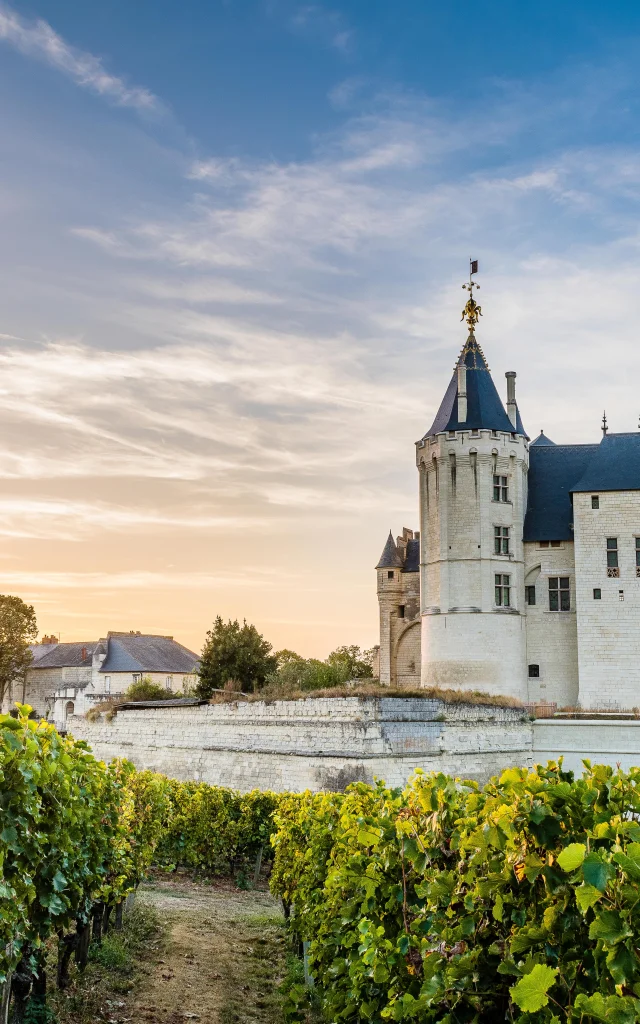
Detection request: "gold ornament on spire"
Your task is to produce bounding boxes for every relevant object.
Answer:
[461,258,482,329]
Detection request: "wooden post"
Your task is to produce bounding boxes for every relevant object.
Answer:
[114,902,124,931]
[252,845,264,887]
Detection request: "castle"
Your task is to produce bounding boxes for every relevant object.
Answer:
[376,268,640,710]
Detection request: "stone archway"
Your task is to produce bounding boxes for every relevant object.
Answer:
[394,622,421,689]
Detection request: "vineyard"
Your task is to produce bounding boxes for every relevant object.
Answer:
[4,705,640,1023]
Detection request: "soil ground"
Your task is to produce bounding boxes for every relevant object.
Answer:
[50,875,289,1024]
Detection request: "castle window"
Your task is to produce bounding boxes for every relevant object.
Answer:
[493,475,508,502]
[494,574,511,607]
[619,590,625,602]
[387,570,395,580]
[606,538,619,576]
[398,605,405,618]
[166,676,173,690]
[636,538,640,578]
[592,495,599,509]
[494,526,510,555]
[593,588,602,600]
[104,675,111,693]
[528,664,540,678]
[525,585,536,605]
[549,577,570,612]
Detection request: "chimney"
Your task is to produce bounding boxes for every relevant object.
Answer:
[505,371,517,428]
[457,364,467,423]
[81,646,87,661]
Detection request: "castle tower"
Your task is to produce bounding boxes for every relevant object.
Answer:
[414,265,530,699]
[375,529,421,687]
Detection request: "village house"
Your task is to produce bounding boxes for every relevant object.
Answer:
[13,630,199,730]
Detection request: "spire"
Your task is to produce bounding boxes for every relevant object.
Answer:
[602,411,608,436]
[375,530,404,569]
[531,430,556,447]
[423,261,526,438]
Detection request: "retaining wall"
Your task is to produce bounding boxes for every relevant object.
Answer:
[69,696,532,792]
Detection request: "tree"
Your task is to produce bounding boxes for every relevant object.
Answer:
[326,645,374,681]
[124,676,175,702]
[195,617,278,697]
[0,595,38,708]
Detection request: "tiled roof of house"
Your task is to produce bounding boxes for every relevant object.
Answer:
[523,444,599,541]
[29,642,96,668]
[29,633,199,673]
[570,433,640,492]
[100,634,199,673]
[424,335,525,438]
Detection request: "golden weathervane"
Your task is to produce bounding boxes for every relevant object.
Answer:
[461,258,482,329]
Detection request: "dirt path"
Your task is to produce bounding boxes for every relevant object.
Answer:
[130,876,288,1024]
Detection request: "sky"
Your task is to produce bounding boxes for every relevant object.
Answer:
[1,1,640,658]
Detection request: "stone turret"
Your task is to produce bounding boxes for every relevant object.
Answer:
[376,529,420,687]
[415,293,530,700]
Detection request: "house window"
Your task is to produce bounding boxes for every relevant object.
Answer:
[636,538,640,578]
[104,675,111,693]
[593,588,601,600]
[398,605,405,619]
[619,590,625,602]
[549,577,570,611]
[591,495,599,509]
[525,585,536,606]
[495,574,511,607]
[387,570,394,580]
[166,676,173,690]
[494,526,510,555]
[538,540,562,549]
[606,538,619,576]
[132,673,141,683]
[493,475,508,502]
[528,664,540,678]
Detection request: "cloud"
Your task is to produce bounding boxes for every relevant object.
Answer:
[0,2,160,112]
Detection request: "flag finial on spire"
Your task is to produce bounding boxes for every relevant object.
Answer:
[461,257,482,330]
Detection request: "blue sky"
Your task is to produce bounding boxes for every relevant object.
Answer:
[1,0,640,655]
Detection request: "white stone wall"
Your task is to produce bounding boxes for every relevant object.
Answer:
[70,696,532,791]
[524,541,578,706]
[574,491,640,709]
[416,429,529,699]
[533,719,640,774]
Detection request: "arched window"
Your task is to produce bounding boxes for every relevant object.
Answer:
[65,701,75,719]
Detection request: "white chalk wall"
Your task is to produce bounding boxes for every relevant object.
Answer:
[69,696,532,791]
[533,719,640,774]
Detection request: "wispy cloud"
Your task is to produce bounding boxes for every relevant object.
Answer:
[0,2,160,112]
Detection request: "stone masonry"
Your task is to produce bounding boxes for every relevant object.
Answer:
[70,696,533,792]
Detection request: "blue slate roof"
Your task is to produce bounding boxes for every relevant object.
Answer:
[424,333,525,437]
[404,538,420,572]
[523,444,599,541]
[29,641,96,669]
[531,431,556,447]
[376,531,404,569]
[100,634,199,673]
[570,433,640,492]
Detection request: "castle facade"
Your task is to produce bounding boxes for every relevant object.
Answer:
[377,283,640,710]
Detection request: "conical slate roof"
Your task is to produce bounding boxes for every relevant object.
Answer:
[531,430,556,447]
[375,530,403,569]
[424,333,525,438]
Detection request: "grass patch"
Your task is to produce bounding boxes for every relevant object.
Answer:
[210,683,524,710]
[47,903,164,1024]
